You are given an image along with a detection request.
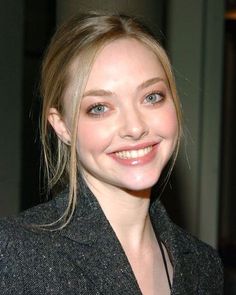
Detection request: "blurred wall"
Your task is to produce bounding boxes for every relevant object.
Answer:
[57,0,165,38]
[0,1,23,215]
[166,0,224,246]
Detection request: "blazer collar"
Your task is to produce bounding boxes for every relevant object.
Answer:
[150,198,199,293]
[54,180,142,294]
[55,181,199,294]
[55,179,103,245]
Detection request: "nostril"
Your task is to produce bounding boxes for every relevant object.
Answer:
[118,110,149,139]
[119,124,149,140]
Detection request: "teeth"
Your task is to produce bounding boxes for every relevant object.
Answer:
[115,146,153,159]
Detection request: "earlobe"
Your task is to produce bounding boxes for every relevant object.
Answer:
[48,108,71,144]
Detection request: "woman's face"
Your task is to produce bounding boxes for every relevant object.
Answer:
[70,38,178,192]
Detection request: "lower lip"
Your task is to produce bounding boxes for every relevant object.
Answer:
[109,144,158,166]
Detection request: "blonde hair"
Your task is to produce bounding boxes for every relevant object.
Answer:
[40,11,182,229]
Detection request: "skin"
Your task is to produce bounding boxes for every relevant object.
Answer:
[49,38,178,294]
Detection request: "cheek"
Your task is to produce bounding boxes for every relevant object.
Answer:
[77,121,113,154]
[154,104,178,139]
[166,107,178,135]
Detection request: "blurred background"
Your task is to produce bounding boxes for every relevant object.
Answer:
[0,0,235,293]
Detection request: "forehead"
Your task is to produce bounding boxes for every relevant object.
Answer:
[85,38,166,89]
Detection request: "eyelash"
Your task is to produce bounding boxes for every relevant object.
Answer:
[87,103,109,117]
[144,91,165,105]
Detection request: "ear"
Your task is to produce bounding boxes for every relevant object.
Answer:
[48,108,71,144]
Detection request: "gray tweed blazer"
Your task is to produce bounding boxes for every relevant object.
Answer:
[0,181,223,294]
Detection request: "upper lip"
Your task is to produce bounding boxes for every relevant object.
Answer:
[108,141,159,154]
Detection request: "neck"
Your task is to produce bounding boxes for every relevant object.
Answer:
[84,176,154,250]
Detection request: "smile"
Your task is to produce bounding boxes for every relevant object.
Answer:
[115,146,153,159]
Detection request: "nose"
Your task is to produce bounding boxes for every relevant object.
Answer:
[118,107,149,140]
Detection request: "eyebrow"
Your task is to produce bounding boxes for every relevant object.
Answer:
[83,89,113,98]
[137,77,165,91]
[83,77,165,98]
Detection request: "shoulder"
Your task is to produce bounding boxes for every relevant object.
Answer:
[174,223,222,264]
[0,189,67,228]
[0,199,53,236]
[172,223,224,292]
[0,197,56,253]
[153,200,223,278]
[0,197,63,293]
[0,194,63,245]
[151,200,224,292]
[154,201,223,267]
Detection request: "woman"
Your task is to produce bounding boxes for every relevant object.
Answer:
[0,12,223,294]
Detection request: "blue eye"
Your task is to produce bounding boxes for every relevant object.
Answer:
[88,104,108,115]
[145,93,163,104]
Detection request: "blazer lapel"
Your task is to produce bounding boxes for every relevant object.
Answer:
[55,185,142,294]
[150,199,199,294]
[169,232,199,294]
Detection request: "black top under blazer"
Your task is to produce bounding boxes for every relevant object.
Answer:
[0,180,223,294]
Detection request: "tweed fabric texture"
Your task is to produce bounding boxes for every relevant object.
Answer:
[0,181,223,294]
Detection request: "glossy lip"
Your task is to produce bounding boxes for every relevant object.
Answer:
[108,142,159,166]
[108,141,159,153]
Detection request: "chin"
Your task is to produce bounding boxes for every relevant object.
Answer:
[118,172,161,192]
